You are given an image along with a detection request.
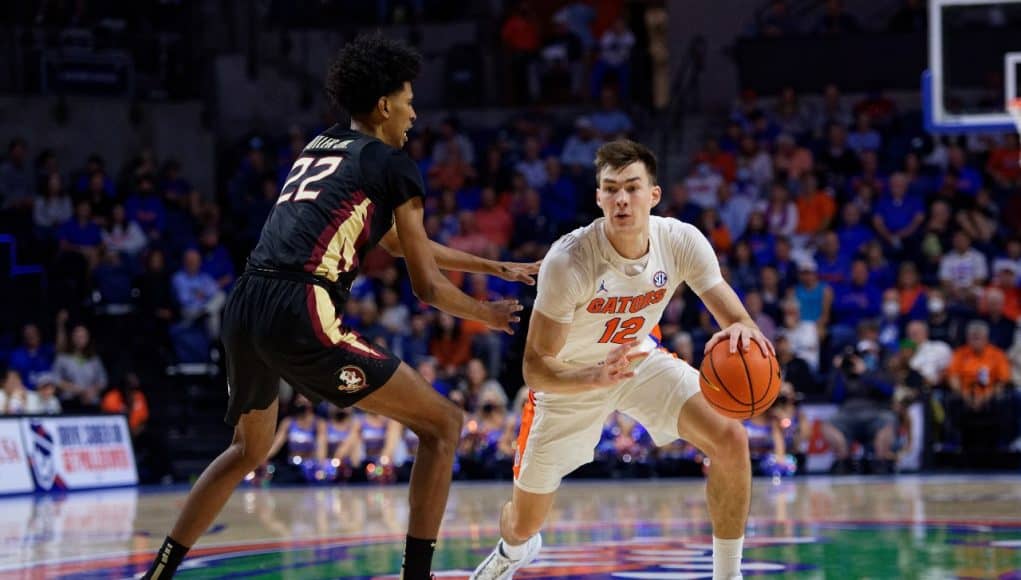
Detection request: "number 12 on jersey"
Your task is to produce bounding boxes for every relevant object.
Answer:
[599,316,643,344]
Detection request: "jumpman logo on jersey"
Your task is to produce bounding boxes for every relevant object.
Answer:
[597,280,608,293]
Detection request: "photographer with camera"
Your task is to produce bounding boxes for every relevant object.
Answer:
[821,339,897,474]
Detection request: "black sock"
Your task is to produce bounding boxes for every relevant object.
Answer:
[400,535,436,580]
[141,536,189,579]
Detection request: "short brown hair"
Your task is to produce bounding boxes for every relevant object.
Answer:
[594,140,658,185]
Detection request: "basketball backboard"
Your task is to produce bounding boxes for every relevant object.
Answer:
[924,0,1021,134]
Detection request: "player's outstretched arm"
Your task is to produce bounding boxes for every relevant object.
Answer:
[523,310,647,394]
[394,198,523,334]
[379,225,540,285]
[700,281,775,356]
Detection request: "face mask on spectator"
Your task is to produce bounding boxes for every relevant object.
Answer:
[883,301,899,318]
[928,298,945,314]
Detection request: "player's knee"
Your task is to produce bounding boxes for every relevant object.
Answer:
[235,441,269,472]
[416,403,463,451]
[714,419,749,460]
[438,404,464,446]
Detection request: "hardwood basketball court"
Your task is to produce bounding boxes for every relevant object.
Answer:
[2,475,1020,579]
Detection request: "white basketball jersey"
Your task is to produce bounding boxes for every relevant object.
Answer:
[533,216,723,365]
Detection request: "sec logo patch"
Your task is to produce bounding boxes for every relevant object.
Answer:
[653,270,668,288]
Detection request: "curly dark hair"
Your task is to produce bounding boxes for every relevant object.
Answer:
[325,33,422,116]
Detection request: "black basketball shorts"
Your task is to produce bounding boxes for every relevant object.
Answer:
[221,273,401,426]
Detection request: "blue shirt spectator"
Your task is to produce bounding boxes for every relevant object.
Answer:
[7,324,55,390]
[875,193,923,233]
[541,157,578,228]
[662,184,704,226]
[873,173,925,248]
[0,138,34,208]
[58,200,103,249]
[718,184,755,241]
[835,204,874,260]
[198,229,236,290]
[838,225,874,261]
[945,145,982,196]
[833,261,882,328]
[590,87,633,137]
[94,250,135,305]
[161,160,192,198]
[847,113,881,153]
[173,250,222,314]
[563,119,600,169]
[741,212,775,266]
[815,233,850,286]
[125,185,167,237]
[792,261,830,323]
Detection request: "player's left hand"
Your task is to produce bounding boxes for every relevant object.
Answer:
[494,260,541,285]
[704,322,775,357]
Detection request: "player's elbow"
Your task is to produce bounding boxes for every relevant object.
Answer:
[411,279,438,304]
[521,352,544,389]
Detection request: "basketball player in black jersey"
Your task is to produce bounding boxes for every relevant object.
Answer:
[141,34,536,580]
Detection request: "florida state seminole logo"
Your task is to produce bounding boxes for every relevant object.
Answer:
[337,366,368,393]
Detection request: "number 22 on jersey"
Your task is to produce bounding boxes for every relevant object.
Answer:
[599,316,643,344]
[277,156,344,204]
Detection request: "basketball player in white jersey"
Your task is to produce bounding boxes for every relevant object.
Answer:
[470,140,772,580]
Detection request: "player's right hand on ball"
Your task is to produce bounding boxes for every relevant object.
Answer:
[484,299,524,334]
[591,341,648,387]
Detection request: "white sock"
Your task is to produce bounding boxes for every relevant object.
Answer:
[499,536,531,560]
[713,536,744,580]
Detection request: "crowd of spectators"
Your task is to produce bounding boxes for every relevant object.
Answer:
[3,0,1021,481]
[498,0,668,109]
[748,0,927,37]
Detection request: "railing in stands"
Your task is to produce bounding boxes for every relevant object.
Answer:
[0,235,43,277]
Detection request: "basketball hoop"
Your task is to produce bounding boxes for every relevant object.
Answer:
[1010,98,1021,166]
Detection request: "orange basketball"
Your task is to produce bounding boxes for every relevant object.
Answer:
[698,340,781,419]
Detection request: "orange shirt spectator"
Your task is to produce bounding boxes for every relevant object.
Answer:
[986,136,1021,185]
[947,342,1010,397]
[427,159,473,193]
[980,266,1021,321]
[101,375,149,435]
[796,185,836,235]
[898,284,925,316]
[979,286,1021,322]
[448,212,493,257]
[501,11,540,52]
[774,134,814,180]
[698,209,732,254]
[475,189,514,249]
[708,224,732,255]
[430,314,473,371]
[695,148,736,183]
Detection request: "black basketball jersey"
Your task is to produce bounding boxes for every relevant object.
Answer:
[247,126,424,296]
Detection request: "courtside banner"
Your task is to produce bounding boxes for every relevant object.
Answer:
[20,416,137,491]
[0,419,34,494]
